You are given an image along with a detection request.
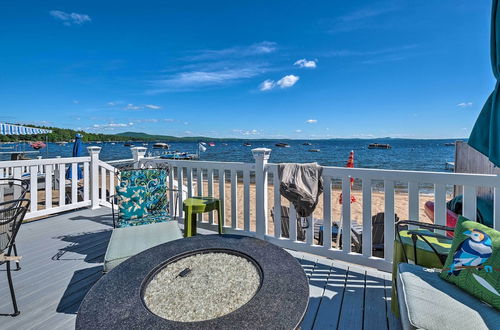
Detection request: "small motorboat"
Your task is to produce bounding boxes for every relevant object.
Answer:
[153,143,170,149]
[208,142,216,147]
[160,152,197,160]
[143,143,149,146]
[308,149,320,152]
[302,142,312,146]
[368,143,391,149]
[275,143,290,148]
[31,141,46,150]
[243,142,252,147]
[124,142,134,147]
[55,141,68,146]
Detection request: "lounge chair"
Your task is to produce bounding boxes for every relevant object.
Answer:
[395,221,498,329]
[271,205,306,241]
[103,168,182,273]
[315,212,399,255]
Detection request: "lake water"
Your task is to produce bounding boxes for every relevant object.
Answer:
[1,139,459,172]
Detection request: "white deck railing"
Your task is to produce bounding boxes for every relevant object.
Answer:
[139,148,500,272]
[0,146,116,219]
[1,146,499,271]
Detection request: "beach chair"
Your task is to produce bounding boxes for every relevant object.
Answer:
[270,206,306,241]
[103,168,182,273]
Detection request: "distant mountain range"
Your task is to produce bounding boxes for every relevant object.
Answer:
[0,124,465,143]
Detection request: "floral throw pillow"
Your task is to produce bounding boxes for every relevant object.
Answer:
[116,186,148,220]
[440,216,500,309]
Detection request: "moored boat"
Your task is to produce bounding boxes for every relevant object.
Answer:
[243,142,252,146]
[308,149,320,152]
[302,142,312,146]
[31,141,46,150]
[153,143,170,149]
[275,143,290,148]
[368,143,391,149]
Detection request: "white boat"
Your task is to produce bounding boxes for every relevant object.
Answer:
[153,143,170,149]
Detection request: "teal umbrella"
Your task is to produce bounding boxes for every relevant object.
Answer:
[469,0,500,166]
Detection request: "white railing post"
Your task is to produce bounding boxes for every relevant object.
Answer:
[131,147,147,169]
[252,148,271,239]
[87,146,101,209]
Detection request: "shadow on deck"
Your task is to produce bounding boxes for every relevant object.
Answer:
[0,208,401,330]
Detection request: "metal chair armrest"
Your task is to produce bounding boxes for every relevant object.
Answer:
[395,220,454,267]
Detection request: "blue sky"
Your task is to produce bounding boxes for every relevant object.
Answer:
[0,0,493,139]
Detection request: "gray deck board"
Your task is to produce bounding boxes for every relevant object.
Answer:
[337,266,366,330]
[312,261,348,329]
[0,208,399,329]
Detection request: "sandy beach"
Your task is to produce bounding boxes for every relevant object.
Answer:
[197,181,446,236]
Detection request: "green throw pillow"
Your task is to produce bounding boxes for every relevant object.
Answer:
[440,216,500,309]
[116,186,148,220]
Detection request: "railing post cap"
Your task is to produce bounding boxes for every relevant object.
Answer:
[87,146,102,154]
[252,148,272,160]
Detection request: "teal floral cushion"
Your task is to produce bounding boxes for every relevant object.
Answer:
[116,186,148,220]
[119,169,168,213]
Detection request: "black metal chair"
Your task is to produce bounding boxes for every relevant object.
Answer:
[395,220,455,267]
[0,198,30,316]
[0,179,29,270]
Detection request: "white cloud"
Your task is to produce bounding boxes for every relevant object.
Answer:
[294,59,317,68]
[92,122,132,128]
[233,129,259,136]
[259,79,275,91]
[151,65,268,92]
[133,119,159,123]
[457,102,473,108]
[145,104,161,110]
[124,104,142,110]
[306,119,317,124]
[186,41,277,61]
[329,6,397,33]
[73,100,79,104]
[295,129,302,133]
[277,75,299,88]
[49,10,91,26]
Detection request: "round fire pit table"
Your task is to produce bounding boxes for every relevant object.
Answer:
[76,234,309,329]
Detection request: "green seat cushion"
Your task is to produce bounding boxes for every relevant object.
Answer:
[103,221,183,273]
[440,216,500,309]
[397,263,499,330]
[116,186,148,220]
[117,211,173,228]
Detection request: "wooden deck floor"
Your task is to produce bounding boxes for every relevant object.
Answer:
[0,208,401,330]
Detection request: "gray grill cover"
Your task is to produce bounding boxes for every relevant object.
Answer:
[278,163,323,218]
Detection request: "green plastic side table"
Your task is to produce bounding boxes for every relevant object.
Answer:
[182,197,223,237]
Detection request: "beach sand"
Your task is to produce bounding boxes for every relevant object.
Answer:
[197,181,449,236]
